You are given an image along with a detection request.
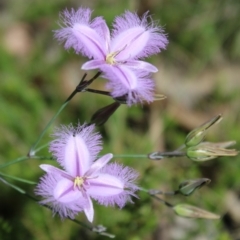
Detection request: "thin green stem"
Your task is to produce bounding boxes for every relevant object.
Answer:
[0,155,54,170]
[112,154,148,158]
[34,142,50,154]
[150,190,176,196]
[29,72,101,155]
[0,156,28,169]
[31,155,55,161]
[174,144,186,152]
[70,219,92,231]
[139,187,176,196]
[28,100,71,156]
[0,177,26,194]
[111,150,188,160]
[139,187,174,207]
[0,172,36,184]
[148,151,186,160]
[151,194,174,208]
[112,151,186,160]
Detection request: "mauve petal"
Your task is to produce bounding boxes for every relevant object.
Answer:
[111,11,168,60]
[53,178,82,203]
[55,8,108,60]
[91,18,111,52]
[111,26,149,61]
[64,135,91,176]
[126,60,158,72]
[104,68,155,105]
[87,173,124,196]
[104,65,138,90]
[83,196,94,222]
[81,60,105,70]
[40,164,73,181]
[72,24,106,59]
[85,153,113,177]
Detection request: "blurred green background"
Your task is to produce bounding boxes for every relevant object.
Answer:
[0,0,240,239]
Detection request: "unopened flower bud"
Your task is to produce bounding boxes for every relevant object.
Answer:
[90,102,120,126]
[173,204,220,219]
[178,178,211,196]
[185,115,222,147]
[186,141,238,162]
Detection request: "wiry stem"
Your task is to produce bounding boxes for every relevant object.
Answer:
[112,151,186,160]
[28,72,101,156]
[139,187,174,207]
[148,151,186,160]
[113,154,148,158]
[85,88,111,96]
[150,194,174,208]
[0,172,36,184]
[0,156,28,169]
[0,155,54,169]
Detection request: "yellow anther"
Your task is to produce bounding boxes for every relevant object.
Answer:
[106,52,117,65]
[74,176,84,189]
[105,45,127,65]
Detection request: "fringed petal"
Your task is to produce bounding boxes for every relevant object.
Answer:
[49,123,102,175]
[111,11,168,60]
[87,173,124,196]
[111,26,150,61]
[35,173,86,219]
[85,153,113,177]
[54,8,107,59]
[103,65,155,105]
[126,60,158,72]
[89,163,139,208]
[64,134,91,176]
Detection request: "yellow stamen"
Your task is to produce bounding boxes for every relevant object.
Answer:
[74,176,84,189]
[105,45,128,65]
[106,52,118,65]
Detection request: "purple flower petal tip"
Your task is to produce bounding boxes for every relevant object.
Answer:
[103,65,155,105]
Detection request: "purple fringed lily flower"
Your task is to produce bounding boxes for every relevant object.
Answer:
[35,124,138,222]
[55,8,168,104]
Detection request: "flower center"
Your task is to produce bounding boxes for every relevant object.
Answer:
[74,176,85,190]
[106,45,127,65]
[105,45,127,65]
[106,52,118,65]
